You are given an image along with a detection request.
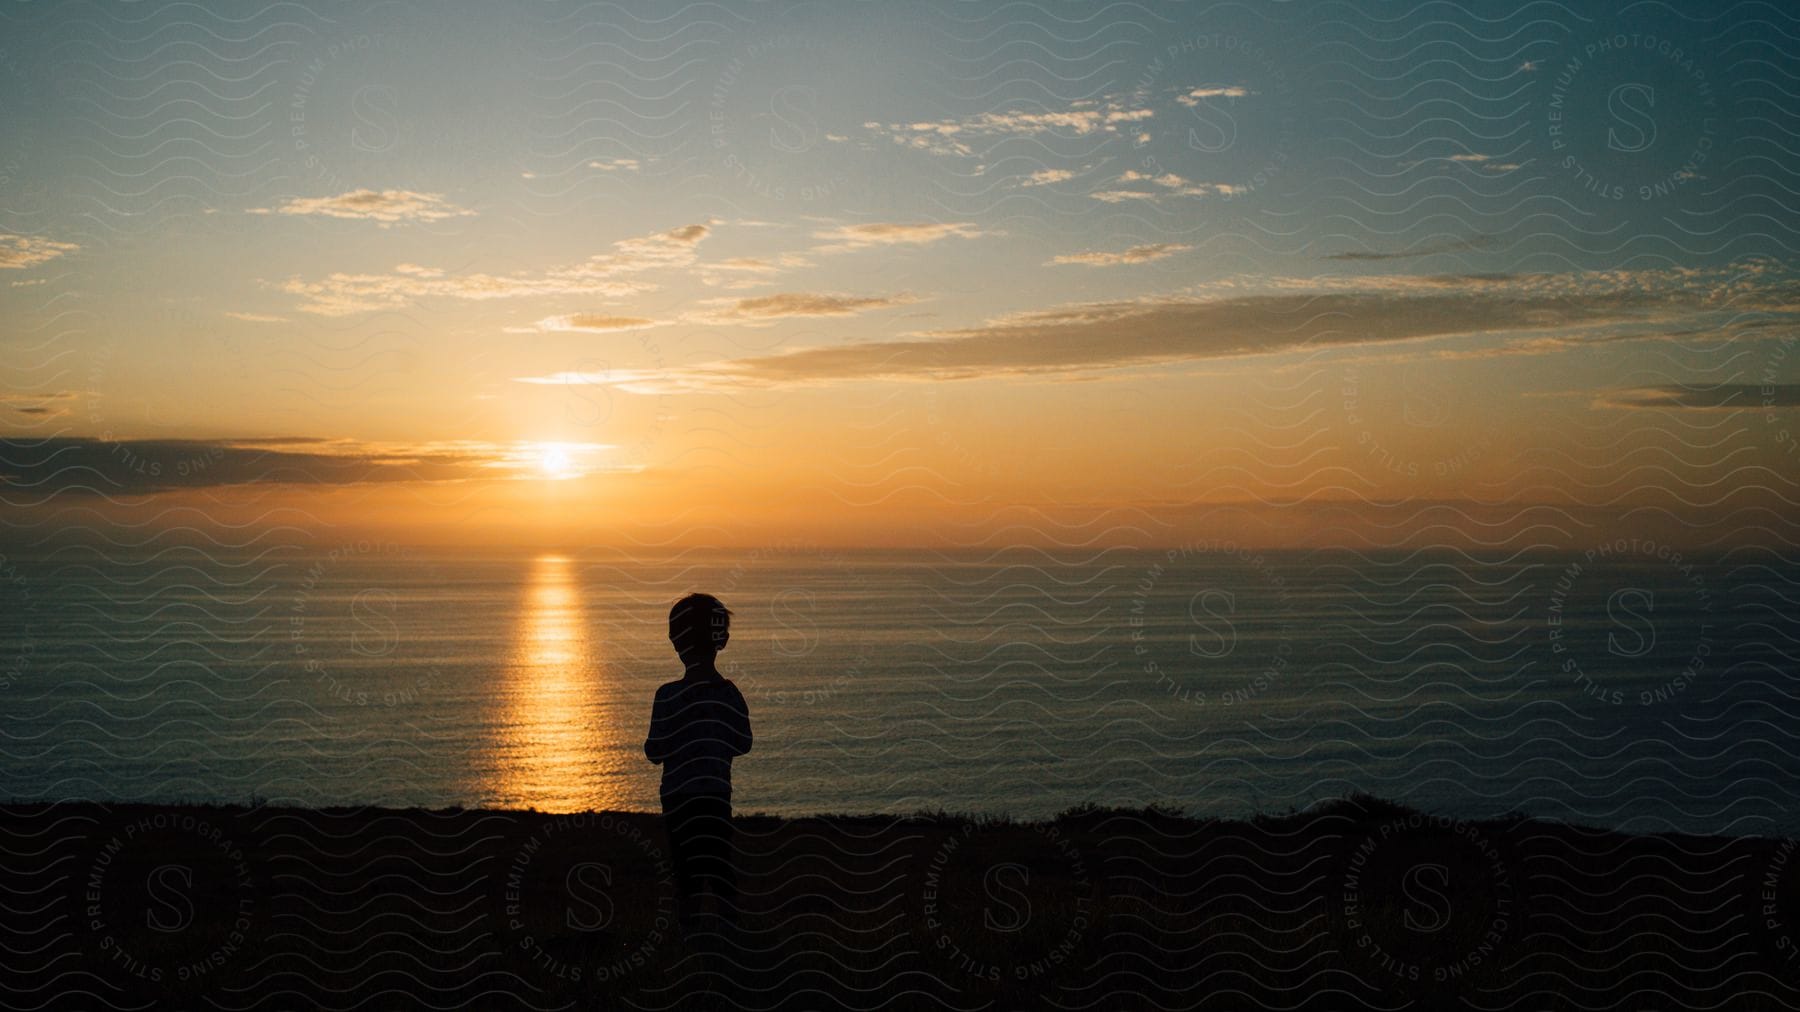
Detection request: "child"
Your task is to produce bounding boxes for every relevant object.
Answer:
[644,592,752,937]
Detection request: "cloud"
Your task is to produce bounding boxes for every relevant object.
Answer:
[863,97,1153,157]
[0,436,519,495]
[280,222,711,315]
[224,311,287,323]
[1399,153,1525,172]
[509,312,660,334]
[588,157,640,171]
[254,189,476,225]
[1088,189,1161,203]
[510,292,923,385]
[810,221,982,252]
[514,372,614,386]
[1177,85,1252,104]
[0,234,79,270]
[1600,384,1800,411]
[0,392,76,419]
[0,436,643,495]
[698,253,815,289]
[685,291,918,324]
[712,257,785,273]
[1050,243,1193,267]
[1021,168,1077,187]
[590,266,1800,391]
[1091,170,1241,202]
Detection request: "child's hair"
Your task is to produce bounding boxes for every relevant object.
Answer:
[669,592,732,655]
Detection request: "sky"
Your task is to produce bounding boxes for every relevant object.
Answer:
[2,0,1797,548]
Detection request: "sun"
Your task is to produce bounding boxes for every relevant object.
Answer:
[533,442,582,480]
[509,440,609,481]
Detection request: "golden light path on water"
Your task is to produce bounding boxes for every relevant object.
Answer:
[489,554,631,812]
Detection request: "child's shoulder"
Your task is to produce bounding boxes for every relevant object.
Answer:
[656,676,742,696]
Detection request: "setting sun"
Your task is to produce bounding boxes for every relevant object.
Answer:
[498,441,608,481]
[538,444,574,479]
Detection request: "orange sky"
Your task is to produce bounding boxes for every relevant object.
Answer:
[2,0,1797,551]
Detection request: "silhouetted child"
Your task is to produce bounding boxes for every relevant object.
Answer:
[645,592,752,939]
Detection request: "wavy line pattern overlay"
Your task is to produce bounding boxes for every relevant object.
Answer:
[3,0,1799,1009]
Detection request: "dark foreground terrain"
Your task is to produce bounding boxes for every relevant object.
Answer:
[4,794,1799,1010]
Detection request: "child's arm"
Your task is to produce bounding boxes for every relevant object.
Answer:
[723,682,752,757]
[644,686,673,764]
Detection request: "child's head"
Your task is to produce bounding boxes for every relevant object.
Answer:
[669,592,732,663]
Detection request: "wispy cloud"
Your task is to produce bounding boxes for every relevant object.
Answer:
[224,311,287,323]
[0,234,79,270]
[1050,243,1193,267]
[1399,153,1525,172]
[1091,170,1240,202]
[0,436,643,495]
[685,291,918,324]
[582,267,1799,391]
[863,97,1152,157]
[1177,85,1252,104]
[810,222,983,253]
[710,256,801,273]
[1600,384,1800,411]
[252,189,476,226]
[1020,168,1077,187]
[588,157,640,171]
[0,391,77,418]
[279,222,711,315]
[507,312,661,334]
[513,372,615,386]
[0,437,489,495]
[698,253,815,290]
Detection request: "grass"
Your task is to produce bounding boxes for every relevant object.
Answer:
[1,793,1796,1010]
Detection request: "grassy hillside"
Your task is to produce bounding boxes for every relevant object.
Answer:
[2,794,1797,1010]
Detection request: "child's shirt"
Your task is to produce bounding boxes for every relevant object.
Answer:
[644,674,752,801]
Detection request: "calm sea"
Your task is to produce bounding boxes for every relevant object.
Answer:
[1,544,1791,835]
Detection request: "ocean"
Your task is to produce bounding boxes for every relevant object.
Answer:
[2,542,1791,836]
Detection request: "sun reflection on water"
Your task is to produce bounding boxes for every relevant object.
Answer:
[489,554,628,812]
